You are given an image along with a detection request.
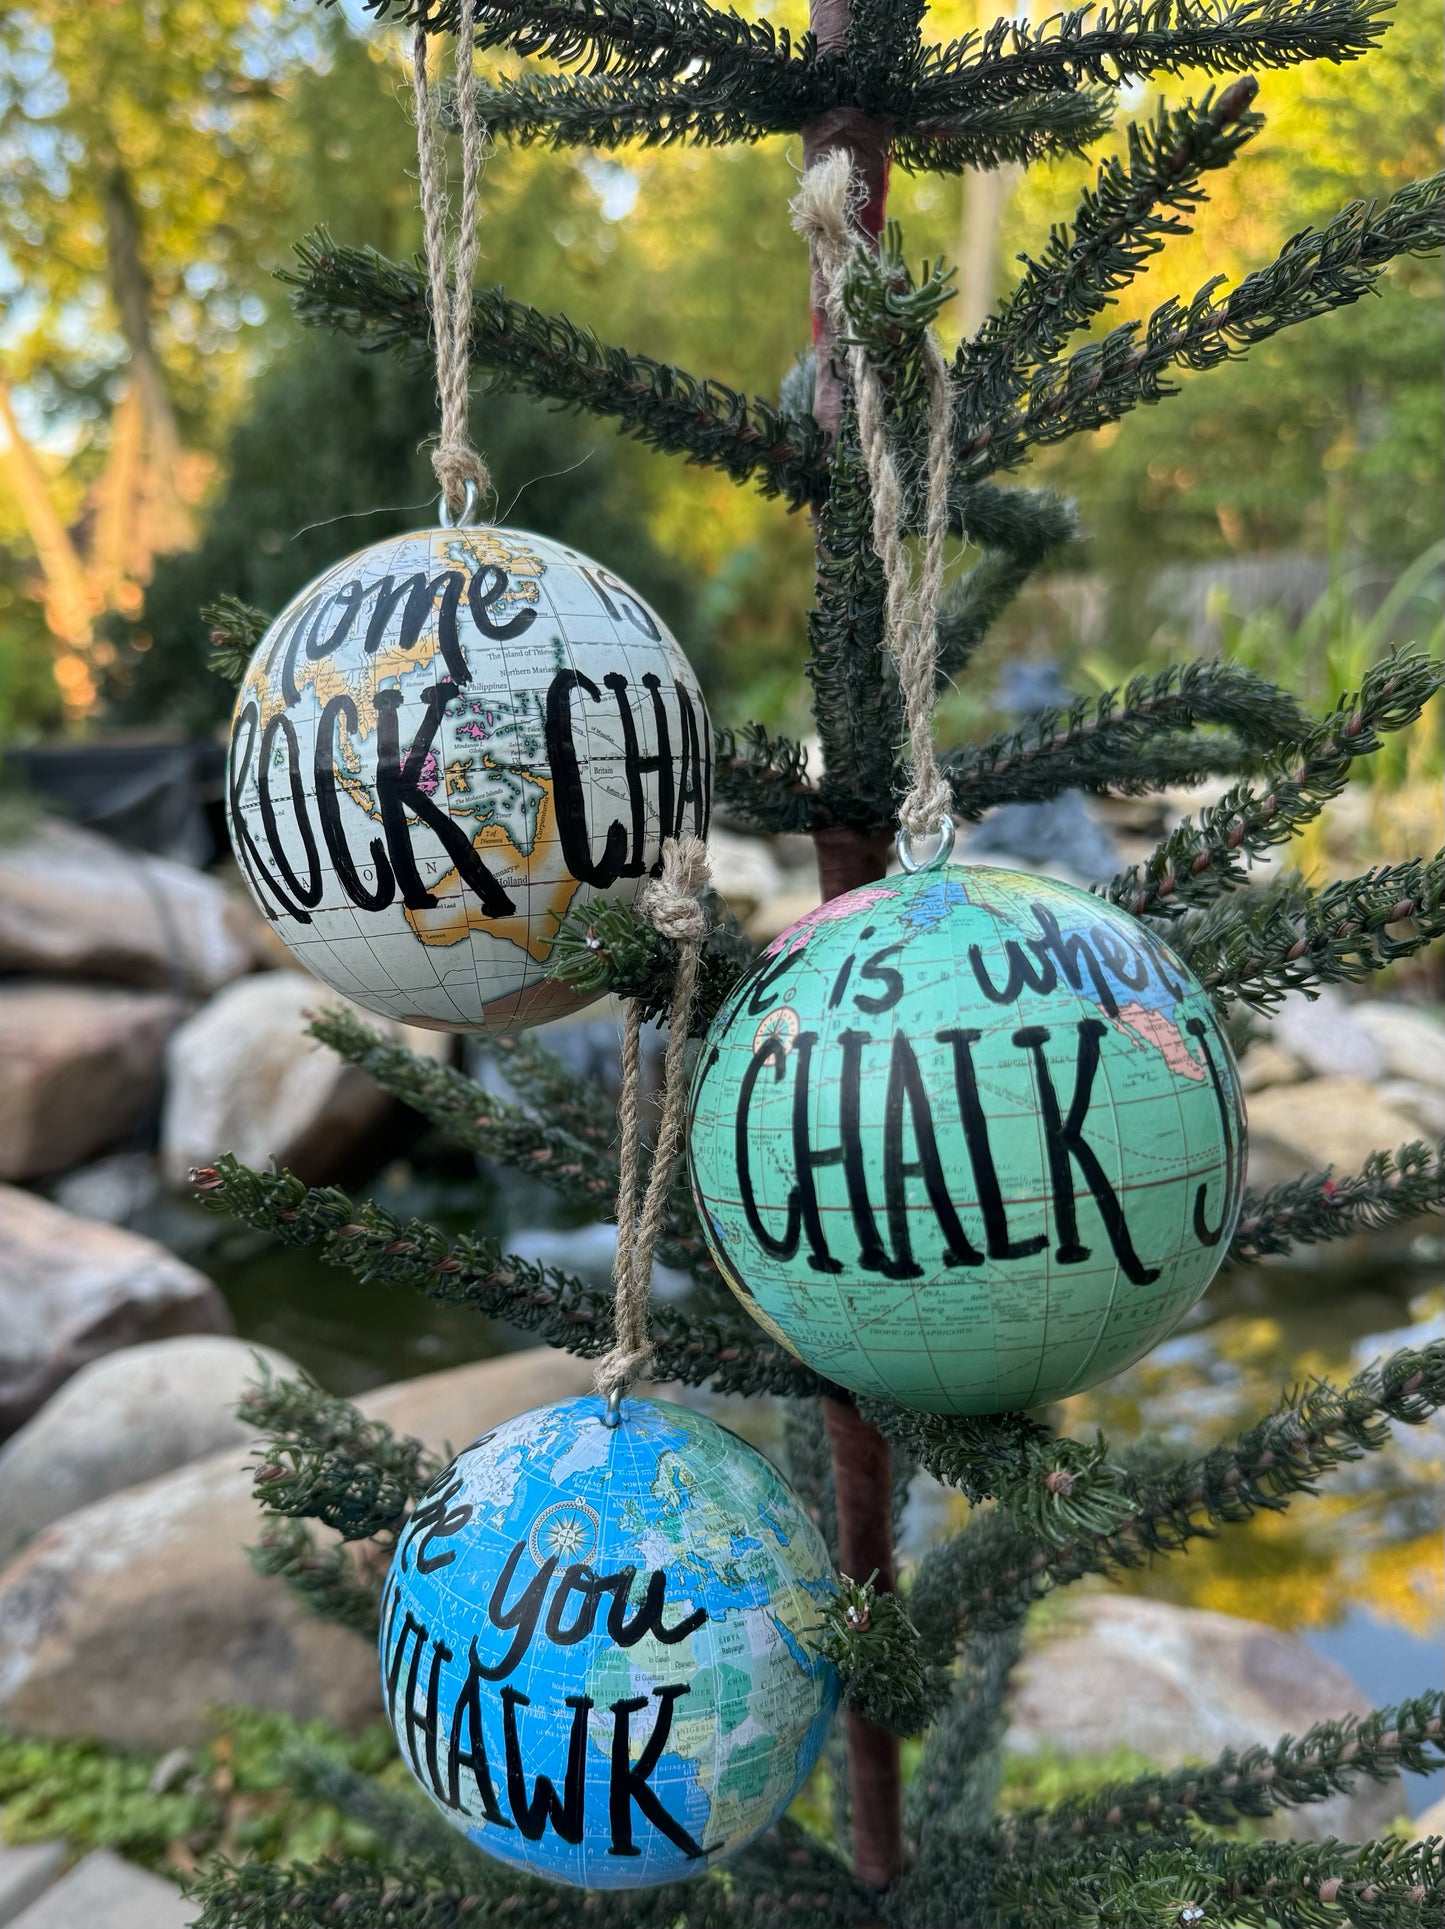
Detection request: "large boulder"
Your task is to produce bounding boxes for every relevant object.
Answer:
[0,1346,594,1749]
[1354,1000,1445,1091]
[159,971,449,1185]
[0,1335,297,1565]
[0,984,181,1181]
[0,1187,231,1437]
[1244,1077,1425,1180]
[1007,1595,1401,1842]
[0,818,257,995]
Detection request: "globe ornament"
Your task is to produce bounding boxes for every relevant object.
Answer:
[688,862,1246,1415]
[226,524,709,1033]
[381,1394,838,1890]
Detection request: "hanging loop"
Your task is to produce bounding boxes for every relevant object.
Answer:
[895,815,956,874]
[437,477,481,528]
[602,1384,625,1430]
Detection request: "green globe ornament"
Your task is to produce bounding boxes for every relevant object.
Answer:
[687,858,1245,1415]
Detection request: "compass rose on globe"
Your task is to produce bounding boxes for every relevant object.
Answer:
[527,1499,601,1565]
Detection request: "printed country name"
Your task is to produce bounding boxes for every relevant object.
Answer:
[386,1471,709,1860]
[228,555,709,922]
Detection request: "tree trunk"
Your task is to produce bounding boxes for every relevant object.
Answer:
[802,0,904,1888]
[0,374,93,649]
[101,159,192,552]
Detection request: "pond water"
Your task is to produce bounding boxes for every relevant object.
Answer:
[200,1175,1444,1817]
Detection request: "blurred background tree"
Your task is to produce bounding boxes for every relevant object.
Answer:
[0,1,1439,753]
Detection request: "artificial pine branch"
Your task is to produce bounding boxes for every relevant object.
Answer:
[1229,1139,1445,1263]
[311,1005,720,1276]
[945,660,1310,818]
[241,1369,439,1542]
[987,1831,1441,1929]
[306,1004,617,1204]
[898,1620,1029,1926]
[815,1575,939,1736]
[919,1,1390,113]
[960,79,1262,430]
[203,595,270,684]
[1105,649,1444,918]
[468,67,834,152]
[247,1517,386,1639]
[1004,1691,1444,1843]
[935,486,1077,682]
[546,889,755,1033]
[191,1155,821,1398]
[909,1341,1443,1646]
[956,172,1445,481]
[1182,851,1445,1009]
[382,0,799,81]
[714,722,820,834]
[283,234,828,506]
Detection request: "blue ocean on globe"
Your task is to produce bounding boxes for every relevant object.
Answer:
[381,1394,839,1889]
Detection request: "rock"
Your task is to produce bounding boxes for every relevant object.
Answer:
[1413,1792,1445,1841]
[1007,1596,1401,1842]
[1239,1042,1305,1095]
[8,1850,192,1929]
[0,985,181,1182]
[1377,1079,1445,1138]
[0,1836,67,1927]
[48,1153,159,1227]
[0,1336,296,1565]
[1244,1077,1425,1177]
[0,1347,593,1748]
[1355,1001,1445,1092]
[0,1188,231,1438]
[159,971,449,1185]
[961,795,1120,885]
[1272,988,1387,1083]
[704,828,786,922]
[0,818,255,997]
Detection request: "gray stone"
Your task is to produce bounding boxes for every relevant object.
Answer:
[8,1850,192,1929]
[49,1153,159,1228]
[1272,988,1387,1083]
[0,1838,66,1927]
[962,796,1121,885]
[0,1347,593,1748]
[0,985,181,1182]
[0,1336,296,1565]
[159,971,450,1186]
[1244,1077,1425,1178]
[1377,1078,1445,1138]
[0,818,256,997]
[1007,1595,1401,1842]
[0,1188,231,1439]
[1355,1001,1445,1092]
[1238,1042,1305,1095]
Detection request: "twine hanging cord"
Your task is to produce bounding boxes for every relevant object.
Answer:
[595,835,711,1411]
[791,151,956,846]
[412,1,491,516]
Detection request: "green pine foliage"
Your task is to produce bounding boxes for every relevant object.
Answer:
[191,3,1444,1924]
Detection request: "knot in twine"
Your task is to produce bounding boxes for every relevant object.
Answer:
[413,0,492,517]
[595,835,712,1405]
[791,150,957,845]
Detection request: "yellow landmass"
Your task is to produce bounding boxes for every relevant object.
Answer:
[243,531,548,736]
[401,773,579,962]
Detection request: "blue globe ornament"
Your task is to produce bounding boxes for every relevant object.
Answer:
[381,1394,839,1889]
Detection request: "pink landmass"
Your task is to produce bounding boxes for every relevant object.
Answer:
[766,885,898,958]
[1113,1000,1207,1081]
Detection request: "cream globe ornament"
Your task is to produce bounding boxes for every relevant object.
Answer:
[225,491,710,1034]
[380,1393,839,1890]
[687,823,1247,1416]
